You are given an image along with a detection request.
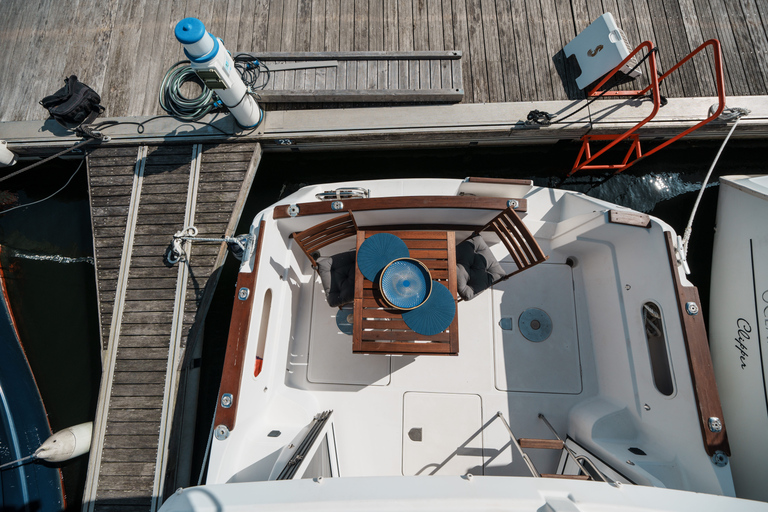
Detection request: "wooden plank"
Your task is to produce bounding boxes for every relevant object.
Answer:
[739,0,768,94]
[255,89,464,102]
[108,397,164,410]
[522,0,552,101]
[465,0,488,101]
[267,0,284,52]
[538,0,568,100]
[519,438,564,450]
[397,0,414,89]
[108,408,162,422]
[493,0,520,102]
[115,348,171,360]
[310,0,327,91]
[427,0,444,88]
[252,0,271,52]
[451,0,473,100]
[478,0,504,101]
[676,0,717,96]
[413,0,430,89]
[97,475,155,489]
[661,0,701,96]
[509,0,536,100]
[106,421,161,436]
[665,232,729,456]
[273,195,524,218]
[100,0,147,117]
[213,220,266,432]
[707,0,750,95]
[5,0,50,121]
[99,462,156,477]
[114,359,169,372]
[104,435,158,449]
[646,0,685,96]
[325,0,341,94]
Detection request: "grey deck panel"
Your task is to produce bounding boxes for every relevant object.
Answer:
[85,142,261,511]
[2,0,766,121]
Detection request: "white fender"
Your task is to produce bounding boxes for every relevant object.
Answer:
[34,421,93,463]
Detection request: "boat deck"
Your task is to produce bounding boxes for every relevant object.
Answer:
[2,0,768,122]
[207,182,729,494]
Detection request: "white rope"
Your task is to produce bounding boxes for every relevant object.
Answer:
[681,107,750,258]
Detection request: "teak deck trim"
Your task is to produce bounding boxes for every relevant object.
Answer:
[215,220,266,433]
[273,196,526,219]
[665,232,730,456]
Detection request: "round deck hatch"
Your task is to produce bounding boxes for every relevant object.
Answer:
[519,308,552,342]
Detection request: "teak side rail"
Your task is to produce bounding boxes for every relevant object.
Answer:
[665,232,729,457]
[569,39,727,176]
[214,220,266,433]
[274,196,526,219]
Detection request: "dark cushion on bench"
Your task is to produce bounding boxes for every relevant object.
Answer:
[456,235,506,301]
[316,251,356,307]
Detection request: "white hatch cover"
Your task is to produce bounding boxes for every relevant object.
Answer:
[402,393,483,476]
[493,263,582,393]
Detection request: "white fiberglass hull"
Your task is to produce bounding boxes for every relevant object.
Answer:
[709,175,768,502]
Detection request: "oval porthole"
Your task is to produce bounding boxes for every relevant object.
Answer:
[642,302,674,396]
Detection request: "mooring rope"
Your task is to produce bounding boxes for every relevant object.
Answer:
[680,106,751,259]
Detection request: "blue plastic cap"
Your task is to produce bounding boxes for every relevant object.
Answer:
[175,18,206,44]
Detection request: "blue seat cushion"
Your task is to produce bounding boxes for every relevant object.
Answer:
[456,235,506,301]
[316,251,356,307]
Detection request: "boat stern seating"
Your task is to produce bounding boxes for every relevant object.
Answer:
[292,212,358,307]
[457,206,547,301]
[316,251,356,307]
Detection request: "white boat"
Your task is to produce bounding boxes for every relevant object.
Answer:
[709,175,768,502]
[161,177,766,511]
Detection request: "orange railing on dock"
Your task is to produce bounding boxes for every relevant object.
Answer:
[569,39,726,176]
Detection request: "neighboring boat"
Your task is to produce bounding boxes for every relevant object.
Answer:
[709,175,768,502]
[161,178,764,511]
[0,251,65,512]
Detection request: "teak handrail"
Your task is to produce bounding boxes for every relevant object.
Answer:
[569,39,726,176]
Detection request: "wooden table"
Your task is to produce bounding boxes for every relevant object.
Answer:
[352,230,459,355]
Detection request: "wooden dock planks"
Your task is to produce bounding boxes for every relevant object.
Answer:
[84,142,261,511]
[4,0,768,121]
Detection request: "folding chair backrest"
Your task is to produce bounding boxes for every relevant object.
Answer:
[477,206,547,281]
[292,212,358,267]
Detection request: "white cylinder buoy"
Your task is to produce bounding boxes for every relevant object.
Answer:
[0,140,17,167]
[34,422,93,463]
[174,18,261,128]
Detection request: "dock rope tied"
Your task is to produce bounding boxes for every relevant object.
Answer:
[678,105,750,265]
[167,226,251,264]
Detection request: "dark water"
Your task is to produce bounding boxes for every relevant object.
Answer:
[0,158,101,510]
[0,138,764,508]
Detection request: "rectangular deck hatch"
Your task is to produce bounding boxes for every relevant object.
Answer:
[402,393,483,476]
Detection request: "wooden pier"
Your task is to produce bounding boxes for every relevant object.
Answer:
[82,142,261,511]
[3,0,768,122]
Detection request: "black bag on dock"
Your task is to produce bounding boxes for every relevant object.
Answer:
[40,75,105,129]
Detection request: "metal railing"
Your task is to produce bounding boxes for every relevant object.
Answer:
[569,39,726,176]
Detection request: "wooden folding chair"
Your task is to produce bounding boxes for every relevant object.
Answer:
[457,206,547,300]
[292,212,358,268]
[478,205,547,281]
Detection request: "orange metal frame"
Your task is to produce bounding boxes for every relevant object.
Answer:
[569,39,726,176]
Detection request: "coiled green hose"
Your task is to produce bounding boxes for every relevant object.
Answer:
[159,61,216,121]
